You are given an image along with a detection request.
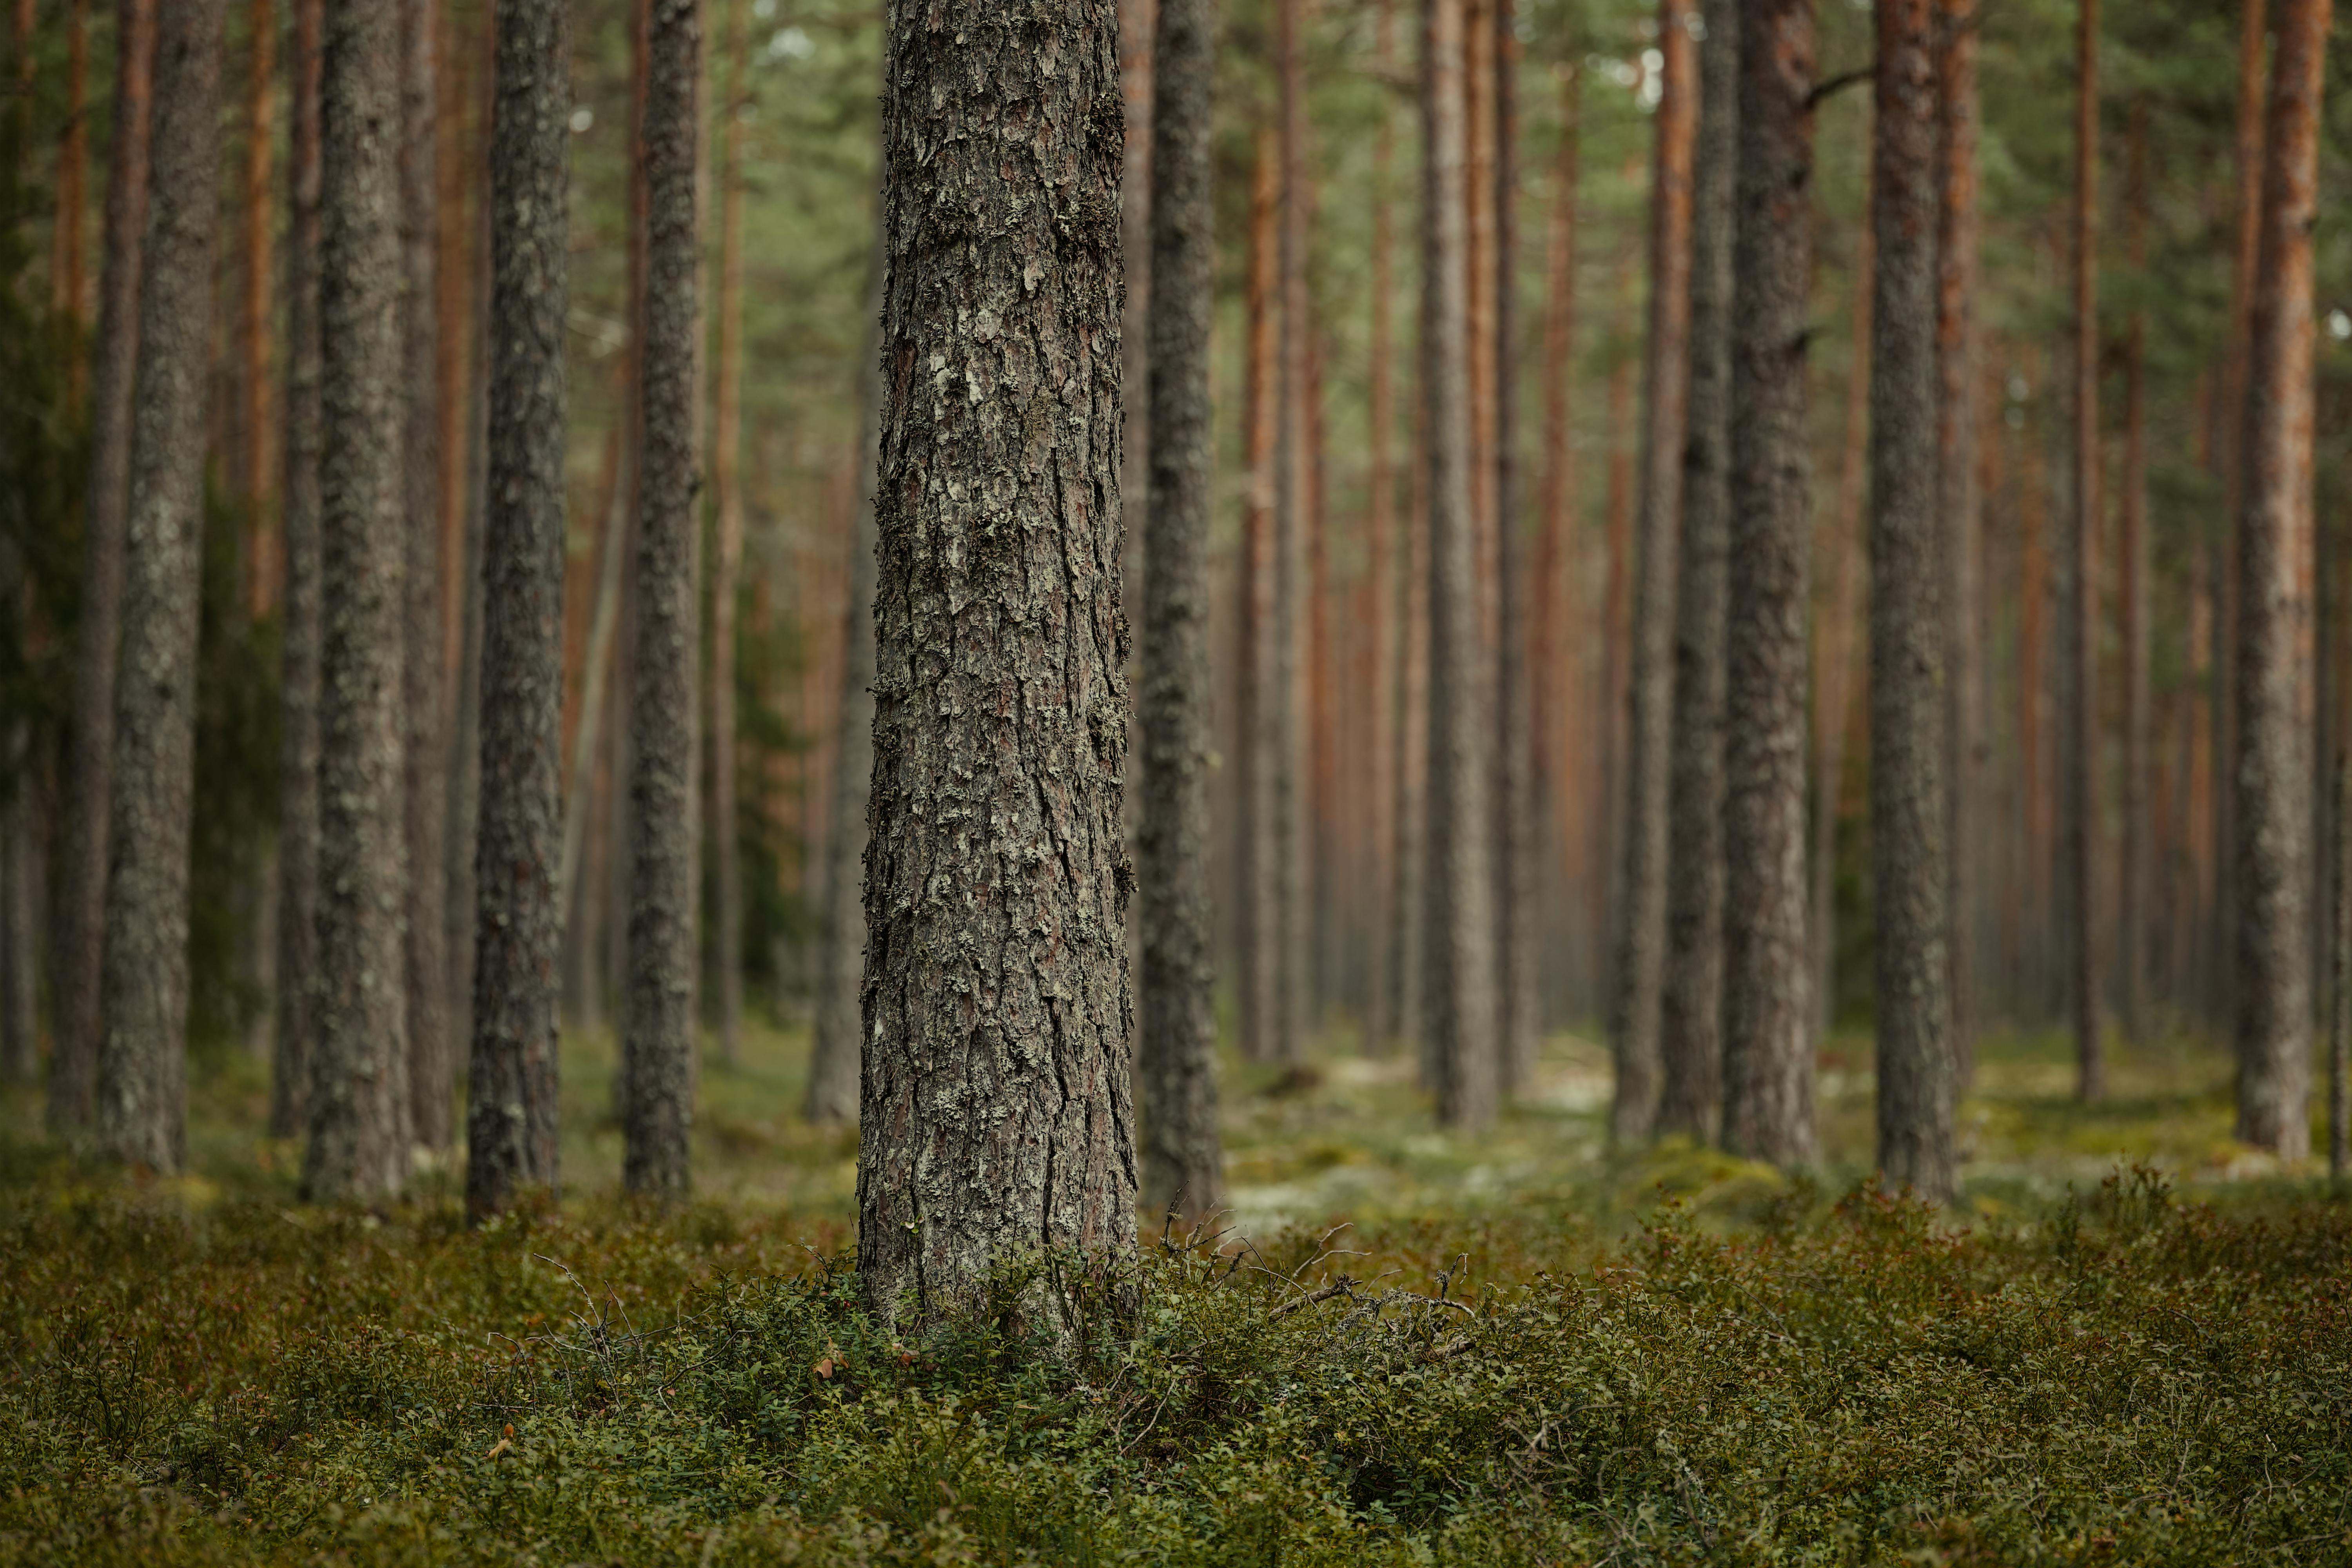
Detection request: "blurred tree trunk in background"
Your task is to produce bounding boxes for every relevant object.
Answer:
[51,0,87,323]
[709,0,747,1071]
[1721,0,1817,1170]
[1492,0,1534,1093]
[97,0,230,1172]
[2234,0,2329,1160]
[2119,102,2150,1050]
[241,0,275,577]
[1935,0,1982,1083]
[1237,129,1278,1065]
[1272,0,1306,1063]
[621,0,701,1201]
[2064,0,2101,1103]
[51,0,153,1135]
[1658,0,1734,1143]
[1367,0,1401,1056]
[1532,63,1577,1026]
[1813,198,1868,1049]
[465,0,569,1223]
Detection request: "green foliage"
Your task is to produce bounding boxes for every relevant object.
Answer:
[0,1162,2345,1566]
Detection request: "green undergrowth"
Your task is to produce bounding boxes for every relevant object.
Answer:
[1,1165,2347,1565]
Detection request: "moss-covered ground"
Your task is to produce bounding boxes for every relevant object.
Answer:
[0,1018,2345,1565]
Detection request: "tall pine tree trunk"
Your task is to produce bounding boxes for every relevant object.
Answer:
[856,0,1134,1327]
[1367,0,1401,1054]
[1237,130,1279,1065]
[1271,0,1307,1062]
[272,0,323,1139]
[2119,102,2150,1049]
[1869,0,1955,1200]
[1721,0,1817,1169]
[306,0,412,1203]
[1534,63,1579,1022]
[2066,0,2102,1102]
[1136,0,1221,1222]
[621,0,700,1200]
[1492,0,1534,1092]
[241,0,275,543]
[1813,203,1869,1045]
[464,0,568,1221]
[1658,0,1735,1142]
[1935,0,1982,1081]
[709,0,748,1071]
[95,0,229,1172]
[2234,0,2329,1160]
[50,0,152,1134]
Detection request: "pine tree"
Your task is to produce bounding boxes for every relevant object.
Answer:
[2065,0,2102,1102]
[708,0,748,1073]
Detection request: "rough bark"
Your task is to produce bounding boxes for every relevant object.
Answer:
[400,0,451,1151]
[2119,102,2149,1049]
[710,0,747,1071]
[2234,0,2328,1161]
[305,0,412,1204]
[2066,0,2101,1102]
[272,0,323,1140]
[1423,0,1496,1129]
[50,0,152,1134]
[855,0,1135,1328]
[1657,0,1735,1143]
[1135,0,1219,1222]
[1869,0,1955,1202]
[1720,0,1816,1170]
[621,0,701,1201]
[1934,0,1981,1081]
[464,0,568,1221]
[93,0,229,1172]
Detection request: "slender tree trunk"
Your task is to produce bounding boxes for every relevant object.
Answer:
[1136,0,1220,1221]
[272,0,323,1139]
[2119,100,2149,1049]
[1119,0,1153,623]
[857,0,1134,1327]
[1598,253,1634,1029]
[559,419,632,935]
[709,0,747,1071]
[440,0,485,1062]
[465,0,567,1221]
[621,0,700,1200]
[1935,0,1981,1082]
[1534,62,1578,1022]
[306,0,411,1203]
[242,0,276,543]
[50,0,153,1134]
[1869,0,1955,1201]
[1492,0,1534,1091]
[1423,0,1496,1128]
[1367,0,1400,1054]
[95,0,229,1172]
[1721,0,1816,1169]
[2235,0,2328,1160]
[1813,191,1868,1044]
[1658,0,1734,1142]
[1609,0,1695,1145]
[2066,0,2102,1102]
[1237,129,1279,1066]
[1272,0,1307,1062]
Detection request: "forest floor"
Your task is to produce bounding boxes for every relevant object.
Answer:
[0,1018,2345,1565]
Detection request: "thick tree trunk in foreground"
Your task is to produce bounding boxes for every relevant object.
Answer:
[2235,0,2329,1160]
[464,0,568,1221]
[305,0,412,1204]
[856,0,1135,1327]
[51,0,153,1134]
[1869,0,1955,1201]
[709,0,748,1071]
[1935,0,1982,1082]
[1658,0,1735,1143]
[94,0,229,1172]
[273,0,323,1139]
[1424,0,1496,1129]
[621,0,701,1201]
[2066,0,2102,1102]
[1136,0,1220,1223]
[1721,0,1816,1170]
[1608,0,1696,1145]
[401,0,452,1151]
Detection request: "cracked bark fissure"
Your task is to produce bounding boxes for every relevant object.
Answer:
[857,0,1136,1326]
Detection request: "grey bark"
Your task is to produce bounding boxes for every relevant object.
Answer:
[465,0,568,1221]
[1869,0,1955,1201]
[51,0,152,1132]
[1720,0,1816,1169]
[1423,0,1496,1129]
[857,0,1136,1327]
[93,0,229,1172]
[1657,0,1736,1143]
[621,0,701,1201]
[305,0,412,1203]
[1136,0,1220,1221]
[400,0,451,1151]
[1609,0,1696,1145]
[806,268,883,1127]
[273,0,323,1140]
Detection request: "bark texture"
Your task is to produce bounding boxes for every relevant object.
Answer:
[465,0,568,1221]
[305,0,412,1204]
[1657,0,1736,1143]
[622,0,701,1201]
[93,0,229,1172]
[856,0,1136,1327]
[1423,0,1495,1129]
[1869,0,1955,1201]
[50,0,152,1134]
[401,0,452,1151]
[1720,0,1815,1169]
[1934,0,1981,1079]
[1136,0,1220,1222]
[273,0,323,1140]
[2234,0,2329,1160]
